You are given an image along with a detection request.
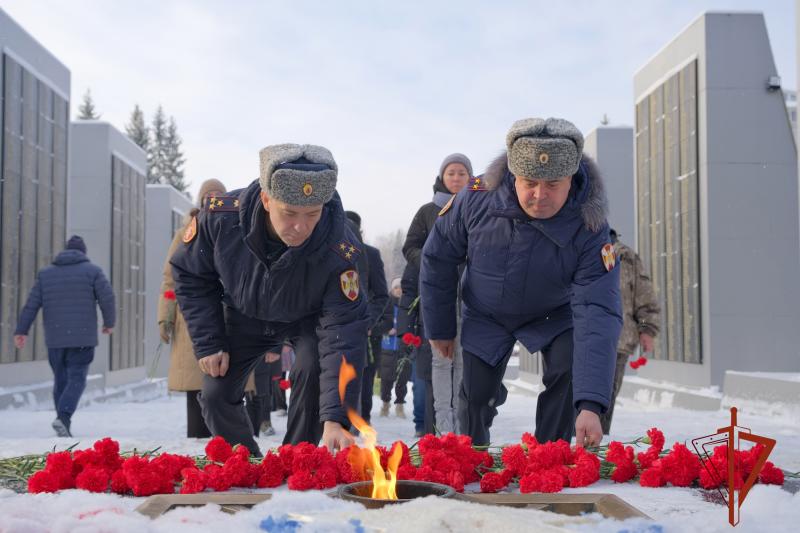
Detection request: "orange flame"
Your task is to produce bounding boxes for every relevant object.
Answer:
[339,356,402,499]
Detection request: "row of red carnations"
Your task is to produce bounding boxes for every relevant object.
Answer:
[27,429,784,496]
[479,428,784,493]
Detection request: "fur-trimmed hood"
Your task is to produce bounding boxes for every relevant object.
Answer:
[482,151,608,232]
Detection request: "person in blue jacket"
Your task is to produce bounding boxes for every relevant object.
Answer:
[14,235,116,438]
[420,118,622,448]
[170,144,368,456]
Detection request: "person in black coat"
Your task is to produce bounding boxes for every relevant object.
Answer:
[345,211,390,424]
[171,144,368,456]
[402,153,473,435]
[377,279,413,417]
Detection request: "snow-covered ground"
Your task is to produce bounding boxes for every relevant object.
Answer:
[0,384,798,532]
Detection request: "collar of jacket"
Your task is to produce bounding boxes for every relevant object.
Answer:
[53,249,89,266]
[482,152,609,246]
[484,160,592,248]
[237,180,346,269]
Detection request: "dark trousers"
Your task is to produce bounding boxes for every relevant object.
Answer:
[359,336,382,423]
[187,391,212,438]
[460,329,575,446]
[600,351,628,434]
[416,342,435,435]
[411,361,426,432]
[198,307,361,456]
[48,347,94,426]
[379,350,410,404]
[246,359,272,437]
[271,370,288,411]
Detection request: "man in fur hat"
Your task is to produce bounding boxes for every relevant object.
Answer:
[420,118,622,448]
[171,144,368,456]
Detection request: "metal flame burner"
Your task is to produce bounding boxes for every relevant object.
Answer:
[337,480,456,509]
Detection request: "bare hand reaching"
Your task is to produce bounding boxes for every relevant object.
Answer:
[198,351,230,378]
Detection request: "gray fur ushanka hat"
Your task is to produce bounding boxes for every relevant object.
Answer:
[505,118,584,180]
[259,143,338,206]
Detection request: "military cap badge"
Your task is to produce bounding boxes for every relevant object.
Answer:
[601,243,616,271]
[340,269,360,301]
[302,183,313,197]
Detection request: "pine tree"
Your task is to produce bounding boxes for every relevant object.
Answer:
[77,89,101,120]
[149,106,168,184]
[125,105,153,179]
[125,105,149,150]
[162,116,188,192]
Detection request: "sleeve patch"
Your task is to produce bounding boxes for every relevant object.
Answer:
[438,195,455,216]
[601,243,616,271]
[182,216,198,244]
[339,269,360,301]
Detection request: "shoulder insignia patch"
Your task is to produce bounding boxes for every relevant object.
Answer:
[601,243,616,272]
[182,216,198,244]
[203,195,240,213]
[438,195,455,216]
[468,177,486,191]
[333,240,361,263]
[340,269,360,301]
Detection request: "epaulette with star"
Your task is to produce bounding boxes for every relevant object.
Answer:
[467,177,487,191]
[203,195,240,213]
[332,240,361,263]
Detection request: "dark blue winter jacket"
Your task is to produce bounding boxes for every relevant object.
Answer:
[170,180,369,426]
[420,154,622,411]
[15,250,116,349]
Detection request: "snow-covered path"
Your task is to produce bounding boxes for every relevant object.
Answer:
[0,384,799,532]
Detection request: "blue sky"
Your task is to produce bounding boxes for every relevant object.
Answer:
[0,0,794,240]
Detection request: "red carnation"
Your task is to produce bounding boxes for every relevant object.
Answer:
[180,468,207,494]
[637,448,660,469]
[607,441,638,483]
[501,445,528,477]
[257,453,285,488]
[397,464,418,480]
[314,466,339,490]
[75,466,110,493]
[636,356,647,367]
[279,379,291,391]
[630,360,641,370]
[205,436,234,463]
[110,469,129,494]
[204,464,233,492]
[163,290,177,300]
[660,443,700,487]
[568,447,600,487]
[480,471,510,493]
[287,469,315,491]
[402,332,415,345]
[446,470,465,493]
[418,434,443,454]
[521,432,539,451]
[637,429,664,469]
[411,335,422,348]
[759,461,784,485]
[123,456,174,496]
[643,428,665,451]
[640,465,666,487]
[45,451,76,490]
[520,469,564,493]
[28,470,59,493]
